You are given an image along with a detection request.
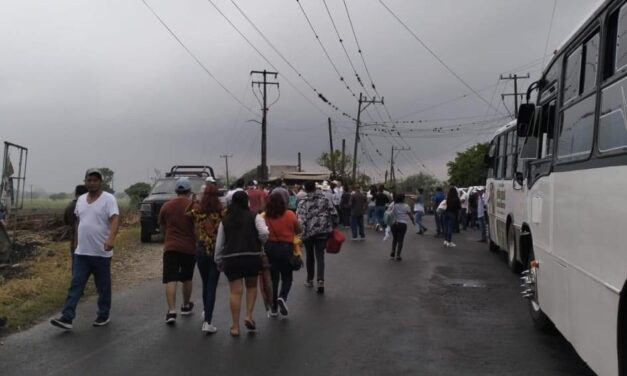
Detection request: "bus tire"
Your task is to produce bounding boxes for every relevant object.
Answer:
[619,280,627,376]
[140,226,151,243]
[527,248,552,331]
[507,225,520,273]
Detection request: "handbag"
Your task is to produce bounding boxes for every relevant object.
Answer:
[326,228,345,254]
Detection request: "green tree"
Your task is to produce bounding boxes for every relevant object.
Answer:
[317,150,353,177]
[396,172,442,195]
[446,143,490,187]
[124,182,151,205]
[97,167,115,193]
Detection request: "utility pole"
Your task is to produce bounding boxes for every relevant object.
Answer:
[220,154,233,187]
[297,152,302,172]
[390,146,410,188]
[352,93,384,182]
[384,170,388,185]
[328,118,335,177]
[500,73,530,118]
[251,69,279,181]
[341,139,346,178]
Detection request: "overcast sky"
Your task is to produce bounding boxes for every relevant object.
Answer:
[0,0,603,192]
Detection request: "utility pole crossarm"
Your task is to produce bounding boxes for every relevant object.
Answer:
[500,73,530,118]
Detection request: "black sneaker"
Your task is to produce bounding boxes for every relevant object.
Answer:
[316,280,324,294]
[277,297,289,316]
[50,317,73,330]
[390,253,395,260]
[165,312,177,325]
[396,256,403,261]
[93,316,110,327]
[180,302,194,316]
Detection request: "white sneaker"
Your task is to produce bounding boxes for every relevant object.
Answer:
[201,321,217,334]
[443,241,449,247]
[448,242,457,247]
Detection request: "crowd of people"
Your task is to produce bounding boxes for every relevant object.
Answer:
[50,170,486,336]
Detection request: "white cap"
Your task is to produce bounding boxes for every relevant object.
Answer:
[205,176,216,183]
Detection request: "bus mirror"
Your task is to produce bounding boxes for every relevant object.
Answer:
[517,104,535,137]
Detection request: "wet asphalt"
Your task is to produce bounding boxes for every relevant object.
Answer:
[0,216,595,376]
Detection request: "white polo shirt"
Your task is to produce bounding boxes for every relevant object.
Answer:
[74,192,119,258]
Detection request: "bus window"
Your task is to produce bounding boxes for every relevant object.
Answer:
[557,95,596,161]
[496,134,507,179]
[615,5,627,73]
[540,100,557,158]
[505,131,516,179]
[604,8,619,79]
[582,33,599,92]
[563,46,582,104]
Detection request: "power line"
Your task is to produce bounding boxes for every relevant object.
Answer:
[139,0,255,116]
[342,0,377,93]
[378,0,503,115]
[228,0,355,120]
[542,0,558,69]
[296,0,357,98]
[322,0,368,93]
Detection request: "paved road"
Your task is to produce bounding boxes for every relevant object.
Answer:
[0,217,595,376]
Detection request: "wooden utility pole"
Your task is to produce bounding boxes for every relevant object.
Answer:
[341,139,346,178]
[328,118,335,177]
[251,69,279,181]
[352,93,384,182]
[390,146,410,187]
[298,152,302,172]
[220,154,233,187]
[500,73,530,117]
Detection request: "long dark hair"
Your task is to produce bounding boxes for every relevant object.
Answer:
[199,184,222,214]
[446,187,460,205]
[223,191,250,228]
[265,192,286,219]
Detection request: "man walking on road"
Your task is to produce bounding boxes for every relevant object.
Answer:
[432,187,445,237]
[51,169,119,330]
[159,178,197,325]
[349,185,367,240]
[246,180,266,214]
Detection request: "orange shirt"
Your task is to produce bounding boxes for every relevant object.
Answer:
[265,210,299,243]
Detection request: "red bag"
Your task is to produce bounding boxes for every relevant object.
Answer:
[326,229,345,254]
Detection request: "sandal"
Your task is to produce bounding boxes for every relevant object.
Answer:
[244,319,256,331]
[230,327,240,337]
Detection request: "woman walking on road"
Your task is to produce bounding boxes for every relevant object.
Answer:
[389,193,415,261]
[443,187,461,247]
[264,192,302,317]
[215,191,269,336]
[414,188,428,235]
[186,183,224,334]
[296,181,339,294]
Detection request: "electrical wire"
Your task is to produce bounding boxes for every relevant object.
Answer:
[378,0,504,116]
[139,0,256,116]
[542,0,558,69]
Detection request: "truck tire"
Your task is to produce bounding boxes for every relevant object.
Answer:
[140,226,151,243]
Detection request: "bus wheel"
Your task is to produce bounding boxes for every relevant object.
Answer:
[523,249,552,331]
[507,225,520,273]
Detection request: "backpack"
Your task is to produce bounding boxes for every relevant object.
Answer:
[384,204,397,226]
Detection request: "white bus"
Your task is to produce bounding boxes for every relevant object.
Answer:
[502,1,627,374]
[484,120,529,273]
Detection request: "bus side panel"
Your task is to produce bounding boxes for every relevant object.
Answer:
[568,268,619,376]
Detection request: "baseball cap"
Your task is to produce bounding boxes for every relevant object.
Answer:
[205,176,216,183]
[175,178,192,192]
[85,168,103,179]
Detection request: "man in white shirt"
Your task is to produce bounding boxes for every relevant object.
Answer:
[51,169,119,330]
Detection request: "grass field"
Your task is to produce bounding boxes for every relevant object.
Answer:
[21,197,131,210]
[0,224,143,333]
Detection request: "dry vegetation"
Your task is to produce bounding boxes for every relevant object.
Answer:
[0,214,163,334]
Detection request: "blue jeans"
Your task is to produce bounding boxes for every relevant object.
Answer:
[443,212,456,242]
[367,206,376,225]
[62,255,111,321]
[375,206,386,227]
[414,211,426,232]
[196,243,220,323]
[351,215,365,239]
